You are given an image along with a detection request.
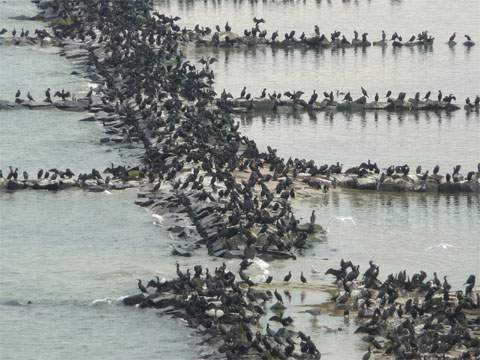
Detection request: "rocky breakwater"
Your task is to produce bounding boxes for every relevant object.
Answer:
[123,262,322,360]
[0,165,147,192]
[323,259,480,359]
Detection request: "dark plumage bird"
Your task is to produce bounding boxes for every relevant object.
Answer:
[225,22,231,32]
[137,279,148,293]
[361,87,368,98]
[284,271,292,282]
[362,346,371,360]
[15,89,21,98]
[274,289,283,303]
[465,34,472,41]
[464,275,475,296]
[424,91,431,100]
[308,90,318,105]
[374,93,379,102]
[265,275,273,284]
[433,165,440,175]
[300,272,307,283]
[240,86,246,99]
[385,90,392,98]
[449,32,456,42]
[27,92,34,101]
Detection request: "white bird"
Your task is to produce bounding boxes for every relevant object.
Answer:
[425,243,456,251]
[311,266,321,274]
[206,308,224,319]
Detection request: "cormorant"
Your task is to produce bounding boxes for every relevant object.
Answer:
[361,86,368,98]
[284,271,292,282]
[137,279,148,293]
[300,272,307,283]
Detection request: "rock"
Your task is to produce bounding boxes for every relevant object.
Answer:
[122,293,146,306]
[171,247,192,257]
[355,176,377,190]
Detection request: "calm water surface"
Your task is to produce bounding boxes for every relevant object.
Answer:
[1,1,479,359]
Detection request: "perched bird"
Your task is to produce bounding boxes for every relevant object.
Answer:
[137,279,148,293]
[300,272,307,283]
[284,271,292,282]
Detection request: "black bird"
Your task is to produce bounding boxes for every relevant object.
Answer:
[308,90,318,105]
[225,22,231,32]
[362,346,371,360]
[137,279,148,293]
[253,17,265,25]
[433,165,440,175]
[438,90,442,102]
[361,87,368,98]
[464,275,475,296]
[449,32,456,42]
[27,92,34,101]
[385,90,392,99]
[374,93,379,102]
[424,91,431,100]
[465,34,472,41]
[240,86,247,99]
[15,89,21,98]
[284,271,292,282]
[265,275,273,284]
[274,289,283,303]
[45,88,52,103]
[300,272,307,283]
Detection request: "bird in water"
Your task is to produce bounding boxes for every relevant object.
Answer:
[448,32,456,42]
[137,279,148,293]
[284,271,292,282]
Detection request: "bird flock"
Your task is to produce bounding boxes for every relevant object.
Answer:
[12,0,480,358]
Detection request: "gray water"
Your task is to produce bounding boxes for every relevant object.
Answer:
[1,0,480,359]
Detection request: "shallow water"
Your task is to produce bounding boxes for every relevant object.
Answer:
[237,110,480,170]
[1,0,480,359]
[159,0,480,98]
